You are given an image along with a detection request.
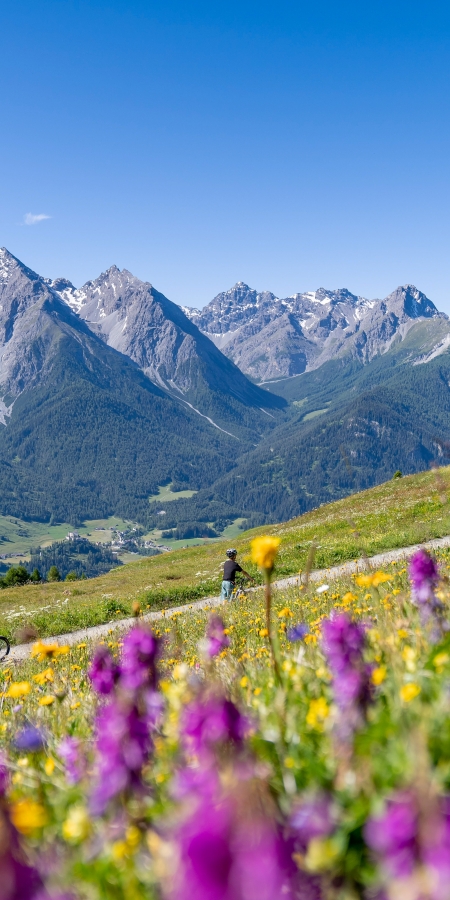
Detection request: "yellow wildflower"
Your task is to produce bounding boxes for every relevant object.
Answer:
[6,682,31,698]
[259,628,269,638]
[355,571,390,588]
[251,536,280,571]
[240,676,249,688]
[372,666,387,686]
[278,608,293,618]
[62,805,91,843]
[284,757,295,768]
[44,758,55,776]
[11,800,47,835]
[33,668,54,685]
[400,683,421,703]
[397,629,408,639]
[434,652,449,671]
[306,697,329,731]
[305,837,340,872]
[342,592,357,605]
[39,695,55,706]
[31,641,70,661]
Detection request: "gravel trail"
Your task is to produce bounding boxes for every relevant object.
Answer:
[8,533,450,662]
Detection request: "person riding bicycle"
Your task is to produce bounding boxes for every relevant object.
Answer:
[221,549,255,600]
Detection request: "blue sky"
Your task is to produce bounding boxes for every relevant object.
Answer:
[2,0,450,310]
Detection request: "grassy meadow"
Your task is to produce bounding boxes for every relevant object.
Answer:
[1,466,450,644]
[2,532,450,898]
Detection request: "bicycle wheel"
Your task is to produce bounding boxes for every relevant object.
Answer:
[0,636,10,661]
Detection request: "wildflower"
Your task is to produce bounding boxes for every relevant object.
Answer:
[317,584,329,594]
[322,613,373,739]
[168,769,299,900]
[44,758,55,776]
[120,625,161,691]
[181,693,249,756]
[409,549,439,603]
[38,695,55,706]
[251,536,280,573]
[10,799,47,835]
[33,667,54,685]
[58,737,85,784]
[62,805,91,843]
[90,702,153,814]
[365,791,419,878]
[88,645,120,695]
[6,682,31,698]
[14,726,45,752]
[291,793,336,851]
[306,698,329,731]
[31,641,70,661]
[205,615,230,657]
[400,683,421,703]
[287,623,309,642]
[371,666,387,686]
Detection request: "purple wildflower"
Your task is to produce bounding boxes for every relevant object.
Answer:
[168,773,299,900]
[90,701,153,814]
[120,626,161,691]
[14,726,45,753]
[365,793,418,879]
[0,807,43,899]
[206,615,230,658]
[322,613,373,739]
[409,549,439,604]
[88,645,120,696]
[181,694,249,756]
[287,623,309,642]
[58,737,84,785]
[291,793,336,851]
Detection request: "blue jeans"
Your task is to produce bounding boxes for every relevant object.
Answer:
[221,580,234,600]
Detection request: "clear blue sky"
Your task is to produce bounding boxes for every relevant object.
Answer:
[2,0,450,310]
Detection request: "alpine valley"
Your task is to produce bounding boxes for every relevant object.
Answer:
[1,246,450,539]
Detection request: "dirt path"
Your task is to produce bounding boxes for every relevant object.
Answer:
[8,533,450,662]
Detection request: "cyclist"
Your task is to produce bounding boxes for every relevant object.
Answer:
[221,549,255,600]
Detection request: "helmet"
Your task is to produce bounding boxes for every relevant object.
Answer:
[226,548,237,558]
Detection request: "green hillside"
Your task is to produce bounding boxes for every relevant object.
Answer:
[1,466,449,643]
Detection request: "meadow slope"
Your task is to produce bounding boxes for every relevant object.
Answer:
[1,466,450,643]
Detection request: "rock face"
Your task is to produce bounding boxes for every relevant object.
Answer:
[51,267,282,413]
[185,282,446,382]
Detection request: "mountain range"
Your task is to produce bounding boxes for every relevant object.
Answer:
[1,246,450,534]
[185,282,445,382]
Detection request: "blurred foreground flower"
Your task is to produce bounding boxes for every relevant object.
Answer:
[409,550,445,638]
[251,536,280,574]
[31,642,69,662]
[322,613,373,740]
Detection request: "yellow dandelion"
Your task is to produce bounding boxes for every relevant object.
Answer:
[372,666,387,686]
[11,800,47,835]
[400,683,421,703]
[33,668,54,685]
[306,697,329,731]
[39,695,55,706]
[31,641,70,661]
[251,536,280,571]
[6,682,31,698]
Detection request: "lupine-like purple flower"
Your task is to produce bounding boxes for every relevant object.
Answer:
[120,626,161,691]
[365,792,418,878]
[287,623,309,642]
[14,726,45,753]
[365,791,450,899]
[408,550,444,637]
[409,549,439,604]
[181,694,249,756]
[291,793,336,851]
[167,770,301,900]
[58,737,85,785]
[206,615,230,658]
[0,804,43,899]
[88,645,120,696]
[90,702,153,814]
[322,613,373,739]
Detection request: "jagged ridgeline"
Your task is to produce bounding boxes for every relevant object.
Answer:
[1,246,450,532]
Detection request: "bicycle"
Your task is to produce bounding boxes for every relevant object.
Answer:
[0,636,10,661]
[230,582,249,602]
